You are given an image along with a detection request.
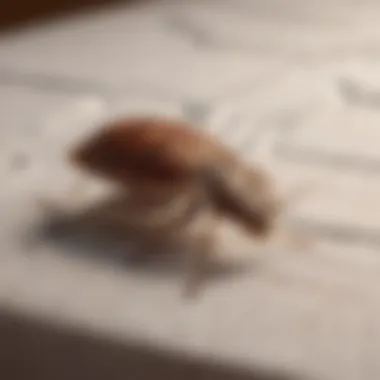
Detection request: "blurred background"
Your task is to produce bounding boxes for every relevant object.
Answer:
[1,1,380,380]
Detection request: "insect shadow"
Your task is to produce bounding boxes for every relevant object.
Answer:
[25,193,255,282]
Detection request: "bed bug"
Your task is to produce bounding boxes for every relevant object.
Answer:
[67,116,310,298]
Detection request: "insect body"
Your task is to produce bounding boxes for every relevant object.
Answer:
[69,116,284,298]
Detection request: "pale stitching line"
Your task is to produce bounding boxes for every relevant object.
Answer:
[339,76,380,109]
[0,67,187,100]
[275,143,380,175]
[289,216,380,247]
[167,10,380,62]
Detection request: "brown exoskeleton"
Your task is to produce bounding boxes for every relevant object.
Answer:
[67,116,310,298]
